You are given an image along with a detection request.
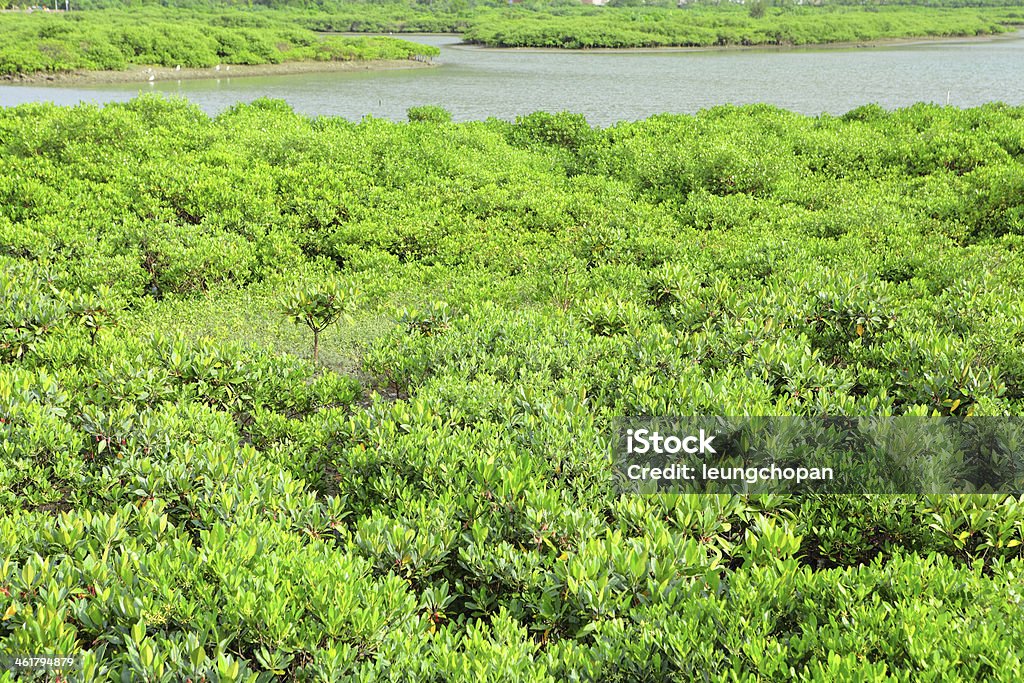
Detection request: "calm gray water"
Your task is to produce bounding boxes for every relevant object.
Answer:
[1,32,1023,124]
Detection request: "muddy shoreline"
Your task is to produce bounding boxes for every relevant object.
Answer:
[3,58,435,86]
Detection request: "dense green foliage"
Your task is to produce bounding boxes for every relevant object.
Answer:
[0,10,438,77]
[2,96,1024,679]
[463,5,1021,48]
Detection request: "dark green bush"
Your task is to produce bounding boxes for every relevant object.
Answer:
[407,105,454,124]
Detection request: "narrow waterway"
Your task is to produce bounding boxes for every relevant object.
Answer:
[2,32,1022,123]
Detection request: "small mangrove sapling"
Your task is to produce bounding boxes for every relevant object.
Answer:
[282,281,355,365]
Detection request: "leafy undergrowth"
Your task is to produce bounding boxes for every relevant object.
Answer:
[2,96,1024,680]
[126,282,394,379]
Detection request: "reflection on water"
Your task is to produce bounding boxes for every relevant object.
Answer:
[1,32,1022,124]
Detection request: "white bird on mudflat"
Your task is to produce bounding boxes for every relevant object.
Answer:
[215,64,221,71]
[175,65,181,71]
